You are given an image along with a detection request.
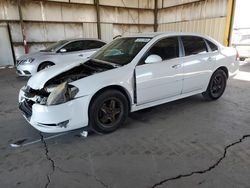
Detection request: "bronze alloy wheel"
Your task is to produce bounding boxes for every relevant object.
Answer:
[210,74,225,98]
[98,98,123,127]
[203,69,227,100]
[89,89,129,134]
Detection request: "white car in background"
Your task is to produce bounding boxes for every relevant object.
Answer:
[234,34,250,60]
[18,32,239,134]
[16,38,106,76]
[231,29,250,60]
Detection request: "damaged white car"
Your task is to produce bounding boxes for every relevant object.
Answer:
[19,32,239,133]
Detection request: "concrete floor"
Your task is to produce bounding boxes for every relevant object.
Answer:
[0,62,250,188]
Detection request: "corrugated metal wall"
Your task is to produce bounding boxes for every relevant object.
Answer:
[0,0,155,58]
[0,0,229,60]
[157,0,228,44]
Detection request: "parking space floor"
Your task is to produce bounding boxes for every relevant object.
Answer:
[0,62,250,188]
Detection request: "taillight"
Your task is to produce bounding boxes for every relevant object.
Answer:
[236,50,240,61]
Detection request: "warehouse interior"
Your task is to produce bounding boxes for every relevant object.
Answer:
[0,0,233,66]
[1,0,250,187]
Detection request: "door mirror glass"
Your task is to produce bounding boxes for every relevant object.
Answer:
[145,54,162,64]
[59,48,67,53]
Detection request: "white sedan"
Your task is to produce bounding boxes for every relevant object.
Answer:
[16,38,106,76]
[18,32,239,133]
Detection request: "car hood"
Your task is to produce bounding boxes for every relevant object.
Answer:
[18,51,55,60]
[27,59,88,90]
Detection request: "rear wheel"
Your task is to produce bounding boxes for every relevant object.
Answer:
[202,69,227,100]
[89,90,129,134]
[240,57,245,61]
[38,62,54,72]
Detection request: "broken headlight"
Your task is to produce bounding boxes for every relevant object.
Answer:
[46,82,79,105]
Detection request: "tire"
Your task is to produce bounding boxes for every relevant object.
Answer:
[38,62,54,72]
[240,57,245,61]
[89,90,129,134]
[202,69,227,100]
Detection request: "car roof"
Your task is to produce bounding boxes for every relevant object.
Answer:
[64,38,106,43]
[124,31,210,39]
[122,32,222,46]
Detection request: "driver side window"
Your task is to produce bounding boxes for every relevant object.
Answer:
[62,41,85,52]
[145,37,179,62]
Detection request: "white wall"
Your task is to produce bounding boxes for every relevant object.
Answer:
[0,0,155,59]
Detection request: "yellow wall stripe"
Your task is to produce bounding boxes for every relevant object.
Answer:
[224,0,234,46]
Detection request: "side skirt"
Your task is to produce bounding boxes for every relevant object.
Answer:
[131,89,205,112]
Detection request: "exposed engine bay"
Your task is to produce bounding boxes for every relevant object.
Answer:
[45,59,115,87]
[21,59,115,109]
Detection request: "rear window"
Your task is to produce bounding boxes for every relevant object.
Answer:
[206,40,218,52]
[181,36,208,56]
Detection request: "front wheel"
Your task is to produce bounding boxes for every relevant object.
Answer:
[38,62,54,72]
[89,90,129,134]
[202,69,227,100]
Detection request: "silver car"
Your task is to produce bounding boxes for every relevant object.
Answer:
[16,38,106,76]
[231,28,250,60]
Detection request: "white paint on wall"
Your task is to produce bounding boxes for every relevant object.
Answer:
[0,24,14,66]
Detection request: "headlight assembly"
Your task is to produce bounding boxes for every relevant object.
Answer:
[23,58,35,64]
[46,82,79,105]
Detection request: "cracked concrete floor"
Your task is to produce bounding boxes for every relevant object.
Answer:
[0,62,250,188]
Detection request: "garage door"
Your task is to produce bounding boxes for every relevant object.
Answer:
[0,24,14,66]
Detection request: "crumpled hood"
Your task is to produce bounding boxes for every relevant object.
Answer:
[27,59,89,90]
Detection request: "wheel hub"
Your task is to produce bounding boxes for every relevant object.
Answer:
[98,99,122,125]
[211,75,223,94]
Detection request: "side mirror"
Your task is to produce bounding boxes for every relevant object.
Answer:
[145,54,162,64]
[59,48,67,53]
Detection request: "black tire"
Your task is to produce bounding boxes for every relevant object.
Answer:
[89,90,129,134]
[202,69,227,100]
[38,62,54,72]
[240,57,245,61]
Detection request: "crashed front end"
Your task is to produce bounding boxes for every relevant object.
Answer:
[17,63,101,133]
[19,85,89,133]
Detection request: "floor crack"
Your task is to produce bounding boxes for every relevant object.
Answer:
[93,175,109,188]
[151,134,250,188]
[39,132,55,188]
[56,166,109,188]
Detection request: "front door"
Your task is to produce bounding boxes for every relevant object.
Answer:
[57,40,91,63]
[135,37,183,105]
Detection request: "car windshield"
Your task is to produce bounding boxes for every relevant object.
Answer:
[41,40,69,52]
[91,37,151,66]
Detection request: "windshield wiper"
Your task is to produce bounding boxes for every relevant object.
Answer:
[91,58,121,68]
[40,49,53,52]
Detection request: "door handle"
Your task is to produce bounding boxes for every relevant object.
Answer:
[172,64,181,69]
[79,54,84,57]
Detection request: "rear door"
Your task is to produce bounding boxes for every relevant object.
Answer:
[180,36,215,93]
[135,37,183,104]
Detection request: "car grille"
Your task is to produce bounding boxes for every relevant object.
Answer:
[16,60,25,65]
[16,60,21,65]
[19,99,34,118]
